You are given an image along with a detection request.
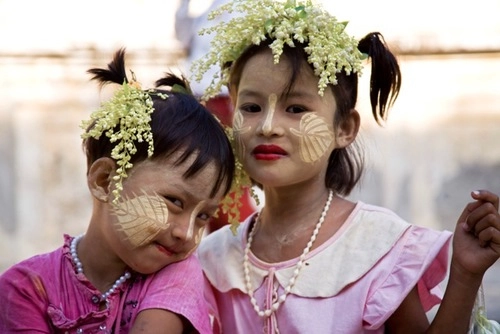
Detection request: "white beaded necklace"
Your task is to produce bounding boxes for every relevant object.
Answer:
[70,234,131,302]
[243,190,334,317]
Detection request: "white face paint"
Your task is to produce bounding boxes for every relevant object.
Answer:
[185,226,206,257]
[194,226,205,245]
[290,113,334,163]
[112,191,170,249]
[187,200,207,241]
[234,50,341,188]
[233,109,251,158]
[261,93,278,136]
[104,150,227,276]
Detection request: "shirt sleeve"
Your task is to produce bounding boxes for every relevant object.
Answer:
[0,264,52,333]
[363,226,452,329]
[138,255,213,334]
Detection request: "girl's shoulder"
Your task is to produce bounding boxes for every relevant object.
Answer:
[352,202,409,225]
[150,253,205,284]
[0,237,68,330]
[198,214,254,256]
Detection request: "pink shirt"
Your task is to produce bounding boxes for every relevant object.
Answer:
[0,234,212,333]
[198,202,453,333]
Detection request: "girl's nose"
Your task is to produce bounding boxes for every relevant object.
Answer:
[170,217,195,242]
[257,114,285,137]
[257,95,284,137]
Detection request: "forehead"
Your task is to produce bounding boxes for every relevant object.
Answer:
[132,151,225,199]
[238,50,322,97]
[237,50,337,109]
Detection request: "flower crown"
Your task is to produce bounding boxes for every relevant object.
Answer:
[192,0,366,99]
[80,74,167,203]
[81,72,252,233]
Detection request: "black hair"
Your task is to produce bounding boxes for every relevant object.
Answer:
[226,32,401,196]
[83,48,235,197]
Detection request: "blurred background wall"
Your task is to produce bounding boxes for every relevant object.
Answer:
[1,0,499,319]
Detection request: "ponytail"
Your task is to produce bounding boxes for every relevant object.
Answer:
[87,48,129,87]
[358,32,402,124]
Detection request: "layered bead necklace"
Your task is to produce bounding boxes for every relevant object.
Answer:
[70,234,131,303]
[243,189,334,317]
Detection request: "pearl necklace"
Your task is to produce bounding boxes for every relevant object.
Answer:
[244,190,334,317]
[70,234,131,302]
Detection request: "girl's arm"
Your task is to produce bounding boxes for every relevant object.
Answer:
[385,286,430,333]
[0,272,52,333]
[129,255,212,333]
[429,190,499,333]
[386,190,500,334]
[130,309,192,334]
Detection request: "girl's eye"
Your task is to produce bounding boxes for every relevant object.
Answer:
[286,105,307,114]
[240,103,262,113]
[197,212,211,221]
[165,196,183,209]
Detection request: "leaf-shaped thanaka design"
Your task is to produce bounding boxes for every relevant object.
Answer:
[290,113,334,163]
[233,110,251,157]
[112,191,169,248]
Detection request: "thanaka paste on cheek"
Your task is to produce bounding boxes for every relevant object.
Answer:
[233,109,251,157]
[262,94,278,135]
[186,200,207,241]
[112,191,170,248]
[195,226,205,245]
[290,113,334,163]
[183,226,206,259]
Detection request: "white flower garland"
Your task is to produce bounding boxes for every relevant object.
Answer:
[81,80,162,203]
[191,0,366,99]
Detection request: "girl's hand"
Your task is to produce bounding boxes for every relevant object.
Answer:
[452,190,500,277]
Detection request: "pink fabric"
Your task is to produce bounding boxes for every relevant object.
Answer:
[0,234,212,333]
[199,202,453,333]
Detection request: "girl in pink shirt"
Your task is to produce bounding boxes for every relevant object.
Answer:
[0,48,235,333]
[193,0,500,333]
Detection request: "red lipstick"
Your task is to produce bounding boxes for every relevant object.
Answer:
[252,144,287,160]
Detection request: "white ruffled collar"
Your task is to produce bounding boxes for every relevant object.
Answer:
[198,202,410,297]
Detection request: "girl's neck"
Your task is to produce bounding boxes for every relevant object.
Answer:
[77,231,129,293]
[260,186,330,224]
[251,189,356,263]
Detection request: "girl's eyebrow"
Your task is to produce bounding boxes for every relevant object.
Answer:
[238,89,316,102]
[237,89,262,99]
[284,90,317,101]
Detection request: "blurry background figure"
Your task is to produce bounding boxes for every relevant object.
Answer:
[175,0,257,232]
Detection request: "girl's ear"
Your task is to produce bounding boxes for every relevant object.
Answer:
[87,157,115,202]
[336,109,360,148]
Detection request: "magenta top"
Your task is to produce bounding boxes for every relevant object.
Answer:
[198,202,453,333]
[0,234,212,333]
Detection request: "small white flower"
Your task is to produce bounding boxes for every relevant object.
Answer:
[192,0,364,99]
[81,81,157,203]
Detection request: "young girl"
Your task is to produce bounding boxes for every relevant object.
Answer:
[0,49,235,333]
[193,0,500,333]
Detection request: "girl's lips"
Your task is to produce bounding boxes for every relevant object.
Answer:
[156,243,173,256]
[252,145,287,160]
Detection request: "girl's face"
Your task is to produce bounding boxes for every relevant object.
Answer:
[233,50,342,188]
[102,151,225,274]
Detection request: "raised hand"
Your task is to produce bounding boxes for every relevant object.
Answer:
[452,190,500,276]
